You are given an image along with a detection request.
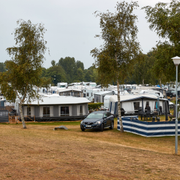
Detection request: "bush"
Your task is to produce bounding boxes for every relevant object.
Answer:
[88,103,103,111]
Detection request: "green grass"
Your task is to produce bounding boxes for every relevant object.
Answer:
[25,121,81,126]
[0,121,81,126]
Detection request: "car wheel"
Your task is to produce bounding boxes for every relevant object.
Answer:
[81,127,85,131]
[110,121,114,129]
[100,124,104,131]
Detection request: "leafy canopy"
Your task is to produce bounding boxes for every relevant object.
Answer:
[143,0,180,46]
[142,0,180,83]
[91,1,140,132]
[91,1,140,86]
[0,19,48,103]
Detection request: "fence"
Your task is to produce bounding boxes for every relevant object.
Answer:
[117,116,179,137]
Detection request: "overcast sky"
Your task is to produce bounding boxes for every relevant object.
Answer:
[0,0,172,69]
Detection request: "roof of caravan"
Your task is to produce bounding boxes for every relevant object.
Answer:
[109,94,165,102]
[57,88,82,92]
[94,91,113,95]
[23,96,90,105]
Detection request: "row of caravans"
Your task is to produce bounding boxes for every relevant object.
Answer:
[20,85,172,121]
[103,94,170,120]
[0,83,172,122]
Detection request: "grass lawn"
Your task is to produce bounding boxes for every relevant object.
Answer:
[0,120,180,180]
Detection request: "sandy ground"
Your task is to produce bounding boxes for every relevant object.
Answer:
[0,123,180,180]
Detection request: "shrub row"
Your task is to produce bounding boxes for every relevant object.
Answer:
[88,103,103,111]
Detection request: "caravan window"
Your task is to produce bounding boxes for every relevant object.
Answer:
[60,85,66,88]
[61,107,69,116]
[134,102,140,110]
[43,107,50,117]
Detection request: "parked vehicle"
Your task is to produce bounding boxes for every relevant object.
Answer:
[80,111,114,131]
[166,90,176,98]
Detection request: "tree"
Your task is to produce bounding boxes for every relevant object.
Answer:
[0,20,48,129]
[0,62,6,72]
[151,42,176,83]
[75,67,84,82]
[51,60,56,66]
[130,53,147,85]
[74,61,85,81]
[130,52,158,85]
[142,0,180,81]
[76,60,84,71]
[145,52,159,85]
[45,65,67,85]
[58,57,87,83]
[58,57,76,83]
[91,1,140,132]
[84,66,97,82]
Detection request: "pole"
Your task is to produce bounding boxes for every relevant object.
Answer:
[175,65,178,155]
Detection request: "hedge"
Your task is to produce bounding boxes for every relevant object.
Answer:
[88,103,103,111]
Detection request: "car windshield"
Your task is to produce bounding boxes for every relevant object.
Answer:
[86,113,103,119]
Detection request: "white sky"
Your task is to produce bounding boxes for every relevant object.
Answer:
[0,0,172,69]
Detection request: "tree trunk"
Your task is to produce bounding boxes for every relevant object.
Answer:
[142,79,144,85]
[19,103,27,129]
[117,80,124,132]
[115,52,124,132]
[159,79,161,87]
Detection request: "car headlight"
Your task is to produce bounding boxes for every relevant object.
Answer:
[95,120,101,125]
[81,121,84,124]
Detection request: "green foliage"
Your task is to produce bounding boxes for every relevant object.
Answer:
[91,1,140,86]
[129,53,146,84]
[40,58,97,84]
[143,0,180,46]
[75,67,84,81]
[84,66,97,82]
[1,19,48,102]
[88,103,103,111]
[76,60,84,71]
[142,0,180,83]
[51,60,56,66]
[58,57,76,83]
[45,65,67,85]
[129,52,158,85]
[0,19,49,128]
[91,1,140,132]
[0,63,6,72]
[152,42,177,84]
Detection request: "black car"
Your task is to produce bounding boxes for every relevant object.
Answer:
[80,111,114,131]
[166,90,176,98]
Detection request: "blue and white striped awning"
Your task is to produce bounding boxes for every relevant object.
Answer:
[117,116,179,137]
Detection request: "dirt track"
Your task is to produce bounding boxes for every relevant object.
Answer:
[0,123,180,180]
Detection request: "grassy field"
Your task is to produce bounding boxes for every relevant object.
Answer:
[0,120,180,180]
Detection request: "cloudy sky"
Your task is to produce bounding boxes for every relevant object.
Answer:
[0,0,172,69]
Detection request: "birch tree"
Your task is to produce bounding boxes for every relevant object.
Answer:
[142,0,180,82]
[91,1,140,132]
[0,20,49,129]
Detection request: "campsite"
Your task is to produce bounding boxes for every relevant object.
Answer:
[1,0,180,179]
[0,120,180,180]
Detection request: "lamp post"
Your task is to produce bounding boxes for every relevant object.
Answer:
[172,56,180,155]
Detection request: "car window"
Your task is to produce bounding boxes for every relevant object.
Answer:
[87,113,103,119]
[104,113,107,118]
